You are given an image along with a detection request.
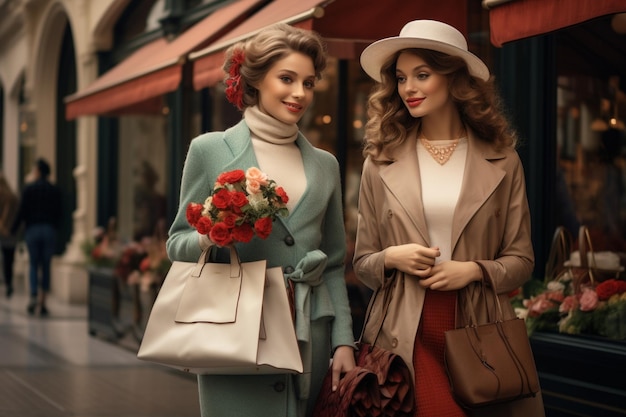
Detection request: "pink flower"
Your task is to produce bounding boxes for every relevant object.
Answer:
[547,290,565,303]
[559,295,579,313]
[246,179,262,195]
[246,167,269,187]
[527,297,556,317]
[578,287,599,311]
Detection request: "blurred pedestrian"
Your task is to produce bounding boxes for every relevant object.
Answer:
[12,158,62,316]
[0,172,19,298]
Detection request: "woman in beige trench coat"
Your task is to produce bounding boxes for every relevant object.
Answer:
[354,20,545,416]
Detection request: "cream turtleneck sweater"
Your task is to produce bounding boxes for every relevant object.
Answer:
[244,106,307,212]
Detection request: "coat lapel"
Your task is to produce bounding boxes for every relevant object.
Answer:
[220,121,258,172]
[376,129,507,252]
[378,135,431,245]
[451,131,506,253]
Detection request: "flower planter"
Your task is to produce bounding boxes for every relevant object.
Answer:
[87,267,122,340]
[88,266,161,347]
[530,332,626,416]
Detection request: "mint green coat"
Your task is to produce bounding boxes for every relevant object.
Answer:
[166,120,354,417]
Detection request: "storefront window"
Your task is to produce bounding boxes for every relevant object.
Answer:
[117,115,169,243]
[555,17,626,252]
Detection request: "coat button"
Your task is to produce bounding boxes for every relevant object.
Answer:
[284,266,295,274]
[387,210,393,218]
[284,235,295,246]
[273,381,285,392]
[391,338,398,348]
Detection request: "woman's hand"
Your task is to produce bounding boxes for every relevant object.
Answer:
[331,345,356,392]
[418,261,483,290]
[384,244,440,277]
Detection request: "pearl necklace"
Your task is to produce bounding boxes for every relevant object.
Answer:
[420,137,460,165]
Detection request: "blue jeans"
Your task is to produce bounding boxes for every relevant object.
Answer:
[25,224,56,297]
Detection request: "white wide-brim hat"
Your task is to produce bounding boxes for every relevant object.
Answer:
[360,20,490,82]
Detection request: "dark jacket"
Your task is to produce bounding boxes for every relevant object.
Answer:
[11,179,62,233]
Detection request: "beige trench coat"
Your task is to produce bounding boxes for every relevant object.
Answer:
[353,130,545,416]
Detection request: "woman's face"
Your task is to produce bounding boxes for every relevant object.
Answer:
[256,51,316,124]
[395,51,453,119]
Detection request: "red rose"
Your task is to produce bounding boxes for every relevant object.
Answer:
[231,191,248,208]
[232,223,254,243]
[195,216,213,235]
[139,256,151,272]
[186,203,203,226]
[595,279,626,300]
[209,222,232,246]
[254,217,273,240]
[216,169,245,185]
[275,186,289,204]
[508,287,521,298]
[222,213,238,228]
[211,188,232,209]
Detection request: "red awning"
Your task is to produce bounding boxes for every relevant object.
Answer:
[485,0,626,47]
[64,0,264,120]
[190,0,466,90]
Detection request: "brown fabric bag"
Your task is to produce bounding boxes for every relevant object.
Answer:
[444,276,540,408]
[312,365,381,417]
[354,343,414,416]
[313,279,415,417]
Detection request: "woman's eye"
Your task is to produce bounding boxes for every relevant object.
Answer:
[417,73,429,80]
[396,76,406,83]
[304,80,315,89]
[280,76,292,83]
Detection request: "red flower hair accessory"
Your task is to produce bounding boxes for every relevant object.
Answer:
[225,49,245,110]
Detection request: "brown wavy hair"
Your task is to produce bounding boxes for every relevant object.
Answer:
[223,23,327,111]
[363,48,517,160]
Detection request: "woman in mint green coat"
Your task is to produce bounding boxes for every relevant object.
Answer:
[166,23,355,417]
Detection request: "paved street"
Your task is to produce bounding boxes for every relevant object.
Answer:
[0,290,200,417]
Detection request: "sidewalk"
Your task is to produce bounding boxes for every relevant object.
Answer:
[0,289,200,417]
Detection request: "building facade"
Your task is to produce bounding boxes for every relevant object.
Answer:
[1,1,625,413]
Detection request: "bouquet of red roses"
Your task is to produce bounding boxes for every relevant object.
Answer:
[186,167,289,246]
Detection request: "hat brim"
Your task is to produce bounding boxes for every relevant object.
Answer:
[360,37,490,82]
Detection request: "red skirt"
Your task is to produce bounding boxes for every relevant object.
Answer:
[413,289,467,417]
